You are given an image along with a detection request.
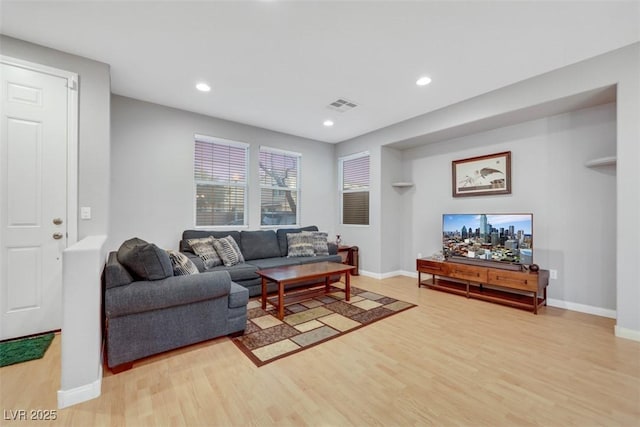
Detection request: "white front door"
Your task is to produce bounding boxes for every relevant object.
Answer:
[0,60,74,340]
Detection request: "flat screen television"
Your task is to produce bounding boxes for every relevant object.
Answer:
[442,213,533,266]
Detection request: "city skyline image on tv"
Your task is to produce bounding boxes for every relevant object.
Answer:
[442,213,533,264]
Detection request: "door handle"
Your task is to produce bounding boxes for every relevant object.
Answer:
[53,232,64,240]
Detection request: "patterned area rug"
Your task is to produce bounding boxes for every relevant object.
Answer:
[231,285,416,366]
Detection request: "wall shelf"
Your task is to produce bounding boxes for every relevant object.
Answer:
[585,156,616,168]
[391,182,414,188]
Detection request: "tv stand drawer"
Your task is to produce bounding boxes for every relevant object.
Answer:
[449,264,487,282]
[416,259,449,275]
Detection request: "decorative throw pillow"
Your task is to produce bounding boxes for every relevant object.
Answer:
[186,236,222,269]
[311,231,330,256]
[212,235,245,267]
[287,232,315,257]
[166,250,199,276]
[117,237,173,281]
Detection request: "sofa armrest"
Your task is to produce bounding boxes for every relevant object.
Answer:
[327,242,338,255]
[105,270,231,318]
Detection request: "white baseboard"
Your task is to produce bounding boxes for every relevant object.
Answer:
[359,270,414,280]
[57,366,102,409]
[615,325,640,342]
[547,298,616,319]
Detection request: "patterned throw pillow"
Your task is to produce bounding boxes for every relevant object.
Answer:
[212,235,245,267]
[166,250,199,276]
[287,232,315,257]
[311,231,329,256]
[186,236,222,269]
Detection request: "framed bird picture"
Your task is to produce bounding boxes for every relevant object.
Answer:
[452,151,511,197]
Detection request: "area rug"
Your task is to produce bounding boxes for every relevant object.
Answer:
[231,286,416,366]
[0,332,55,367]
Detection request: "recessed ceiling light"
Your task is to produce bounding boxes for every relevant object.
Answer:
[196,82,211,92]
[323,120,334,127]
[416,76,432,86]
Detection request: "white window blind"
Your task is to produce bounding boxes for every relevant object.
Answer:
[340,152,370,225]
[194,135,249,226]
[259,147,301,226]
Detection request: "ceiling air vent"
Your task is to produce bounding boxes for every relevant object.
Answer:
[327,98,358,113]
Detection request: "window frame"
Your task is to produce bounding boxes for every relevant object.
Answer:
[259,146,302,227]
[339,151,370,226]
[193,134,250,228]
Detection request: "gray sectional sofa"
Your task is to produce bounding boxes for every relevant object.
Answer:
[103,243,248,371]
[179,226,342,297]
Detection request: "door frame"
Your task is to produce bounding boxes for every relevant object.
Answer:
[1,55,79,246]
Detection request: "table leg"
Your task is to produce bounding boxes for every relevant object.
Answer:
[278,281,285,320]
[261,277,267,309]
[418,271,421,287]
[345,271,351,301]
[533,291,538,315]
[325,275,330,293]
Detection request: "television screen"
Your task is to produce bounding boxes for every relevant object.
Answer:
[442,213,533,265]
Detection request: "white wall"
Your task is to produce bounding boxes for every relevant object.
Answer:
[0,35,111,239]
[405,103,616,311]
[110,95,336,251]
[336,43,639,336]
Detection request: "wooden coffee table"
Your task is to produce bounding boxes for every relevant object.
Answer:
[258,262,355,320]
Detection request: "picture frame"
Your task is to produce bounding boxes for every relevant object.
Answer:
[452,151,511,197]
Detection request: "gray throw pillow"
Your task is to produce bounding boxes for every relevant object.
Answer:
[187,236,222,269]
[117,238,173,281]
[311,231,329,256]
[287,232,315,257]
[212,235,245,267]
[166,250,199,276]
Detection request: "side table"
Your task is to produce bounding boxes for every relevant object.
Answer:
[338,245,359,276]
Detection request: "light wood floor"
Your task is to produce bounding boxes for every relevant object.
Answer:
[1,275,639,426]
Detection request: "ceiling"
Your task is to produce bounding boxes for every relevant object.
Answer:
[1,1,638,144]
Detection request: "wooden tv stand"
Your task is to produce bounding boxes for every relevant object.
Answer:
[416,258,549,314]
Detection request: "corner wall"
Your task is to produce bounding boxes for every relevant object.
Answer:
[405,103,616,312]
[336,42,639,336]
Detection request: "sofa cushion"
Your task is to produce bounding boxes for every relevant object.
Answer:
[206,263,259,282]
[247,257,302,269]
[213,235,245,267]
[182,230,242,253]
[311,231,330,256]
[117,238,173,281]
[187,236,222,269]
[167,250,199,276]
[287,232,316,257]
[105,252,134,289]
[240,230,281,260]
[276,226,318,257]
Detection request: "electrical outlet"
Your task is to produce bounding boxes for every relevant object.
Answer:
[417,252,423,259]
[550,269,558,280]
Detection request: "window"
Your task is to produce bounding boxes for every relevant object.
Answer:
[194,135,249,227]
[340,152,370,225]
[259,147,301,226]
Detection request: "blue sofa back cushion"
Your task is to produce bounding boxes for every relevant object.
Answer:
[181,230,242,253]
[240,230,281,260]
[276,226,318,257]
[117,237,173,281]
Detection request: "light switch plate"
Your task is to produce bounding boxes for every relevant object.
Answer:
[80,207,91,220]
